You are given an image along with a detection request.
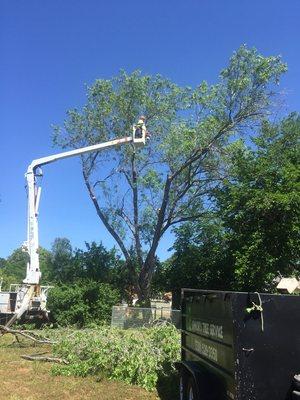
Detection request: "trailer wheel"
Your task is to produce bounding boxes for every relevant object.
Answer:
[187,377,198,400]
[179,375,185,400]
[179,368,189,400]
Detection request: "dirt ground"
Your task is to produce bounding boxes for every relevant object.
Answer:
[0,335,160,400]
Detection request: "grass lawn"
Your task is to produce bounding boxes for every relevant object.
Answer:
[0,335,160,400]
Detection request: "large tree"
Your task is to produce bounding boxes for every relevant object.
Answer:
[53,46,286,302]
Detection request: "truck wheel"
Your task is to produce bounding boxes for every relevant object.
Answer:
[187,377,198,400]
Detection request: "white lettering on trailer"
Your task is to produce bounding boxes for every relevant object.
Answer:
[210,323,223,339]
[194,338,218,362]
[191,320,224,340]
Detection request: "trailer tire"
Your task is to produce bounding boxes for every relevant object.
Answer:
[187,376,198,400]
[177,363,217,400]
[294,375,300,391]
[179,368,189,400]
[179,375,185,400]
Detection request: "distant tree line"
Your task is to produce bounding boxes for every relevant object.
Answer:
[0,240,125,326]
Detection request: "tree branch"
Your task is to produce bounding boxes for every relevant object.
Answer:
[162,212,208,233]
[131,150,143,266]
[171,121,233,182]
[120,168,133,190]
[82,166,131,262]
[84,152,100,176]
[21,354,69,365]
[0,325,55,344]
[142,122,235,272]
[144,175,172,268]
[118,209,135,236]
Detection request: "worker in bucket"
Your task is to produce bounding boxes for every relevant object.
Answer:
[134,116,151,140]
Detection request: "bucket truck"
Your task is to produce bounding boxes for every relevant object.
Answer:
[0,123,146,327]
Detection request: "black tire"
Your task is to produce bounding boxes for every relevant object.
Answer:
[294,375,300,391]
[292,391,300,400]
[187,376,198,400]
[179,369,187,400]
[179,374,186,400]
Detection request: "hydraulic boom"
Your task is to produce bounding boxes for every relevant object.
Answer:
[4,127,146,327]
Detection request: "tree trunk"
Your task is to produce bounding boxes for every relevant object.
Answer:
[136,257,156,306]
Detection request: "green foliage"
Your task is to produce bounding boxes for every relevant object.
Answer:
[216,113,300,291]
[48,238,73,282]
[51,325,180,391]
[47,239,134,306]
[47,281,121,327]
[3,248,29,283]
[154,219,233,307]
[0,256,16,290]
[0,258,6,269]
[167,113,300,295]
[1,240,131,327]
[0,247,52,289]
[0,270,16,291]
[48,239,122,285]
[72,242,122,283]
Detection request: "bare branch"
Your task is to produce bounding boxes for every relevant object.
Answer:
[144,175,172,266]
[84,152,100,176]
[93,169,118,188]
[131,150,143,266]
[0,325,56,345]
[21,354,69,365]
[82,167,131,262]
[119,168,133,189]
[162,212,208,232]
[118,209,135,235]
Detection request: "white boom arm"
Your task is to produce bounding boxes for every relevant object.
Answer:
[23,134,145,285]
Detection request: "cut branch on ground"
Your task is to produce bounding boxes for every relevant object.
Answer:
[21,354,69,365]
[0,325,56,345]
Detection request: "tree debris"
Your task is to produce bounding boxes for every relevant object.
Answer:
[20,354,69,364]
[0,325,56,344]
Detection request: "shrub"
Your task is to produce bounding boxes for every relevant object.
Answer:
[51,325,180,391]
[47,281,121,327]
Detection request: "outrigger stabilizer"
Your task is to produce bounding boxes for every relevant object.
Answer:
[3,122,147,328]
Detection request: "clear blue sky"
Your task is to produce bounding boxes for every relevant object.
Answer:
[1,0,299,260]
